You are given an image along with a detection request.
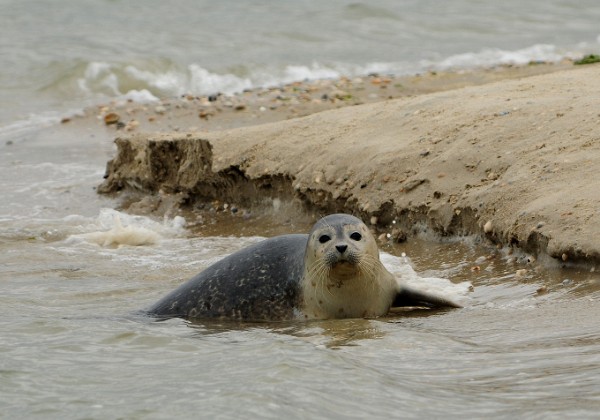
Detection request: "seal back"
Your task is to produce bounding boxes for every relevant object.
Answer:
[147,234,307,321]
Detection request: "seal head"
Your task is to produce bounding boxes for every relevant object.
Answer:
[300,214,397,319]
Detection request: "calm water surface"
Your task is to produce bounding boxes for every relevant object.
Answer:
[1,123,600,419]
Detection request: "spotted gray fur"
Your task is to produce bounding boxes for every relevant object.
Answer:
[147,234,307,321]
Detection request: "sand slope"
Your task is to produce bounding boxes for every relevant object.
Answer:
[100,65,600,264]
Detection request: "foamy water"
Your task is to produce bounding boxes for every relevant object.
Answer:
[3,200,599,419]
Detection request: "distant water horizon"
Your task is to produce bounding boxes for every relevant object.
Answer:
[1,0,599,137]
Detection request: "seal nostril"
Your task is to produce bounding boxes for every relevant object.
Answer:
[336,244,348,254]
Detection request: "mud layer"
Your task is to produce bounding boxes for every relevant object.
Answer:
[99,65,600,265]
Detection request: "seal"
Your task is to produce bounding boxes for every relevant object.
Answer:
[147,214,460,321]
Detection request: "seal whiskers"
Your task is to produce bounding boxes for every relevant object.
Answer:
[306,257,333,305]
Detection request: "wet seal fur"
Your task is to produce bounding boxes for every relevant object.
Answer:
[147,214,460,321]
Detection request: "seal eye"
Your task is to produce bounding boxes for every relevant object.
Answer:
[318,234,331,244]
[350,232,362,241]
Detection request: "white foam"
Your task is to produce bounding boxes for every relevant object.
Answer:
[0,112,62,142]
[123,63,254,97]
[66,209,187,248]
[120,89,159,104]
[429,44,567,71]
[79,216,160,247]
[67,41,586,107]
[77,61,121,95]
[280,63,341,84]
[188,64,253,95]
[124,65,186,94]
[84,61,113,80]
[381,252,472,306]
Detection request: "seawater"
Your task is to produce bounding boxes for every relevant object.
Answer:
[1,1,600,418]
[1,0,600,129]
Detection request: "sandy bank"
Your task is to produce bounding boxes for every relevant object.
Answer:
[99,64,600,265]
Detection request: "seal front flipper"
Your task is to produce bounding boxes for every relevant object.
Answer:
[392,284,462,309]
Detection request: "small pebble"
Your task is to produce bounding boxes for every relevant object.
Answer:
[370,216,378,225]
[391,228,407,243]
[125,120,139,131]
[483,220,493,233]
[515,269,528,278]
[103,112,120,125]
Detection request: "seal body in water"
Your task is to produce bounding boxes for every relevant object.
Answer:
[147,214,460,321]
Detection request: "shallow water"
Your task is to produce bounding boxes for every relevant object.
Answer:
[2,124,600,419]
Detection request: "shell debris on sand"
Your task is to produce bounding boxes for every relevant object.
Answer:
[515,269,528,278]
[483,220,493,233]
[103,112,120,125]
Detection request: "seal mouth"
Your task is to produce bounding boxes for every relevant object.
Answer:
[328,258,359,270]
[332,260,355,268]
[329,260,359,278]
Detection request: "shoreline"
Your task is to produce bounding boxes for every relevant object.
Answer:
[69,61,599,267]
[76,61,575,134]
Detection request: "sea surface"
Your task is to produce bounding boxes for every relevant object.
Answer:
[2,0,600,134]
[1,1,600,419]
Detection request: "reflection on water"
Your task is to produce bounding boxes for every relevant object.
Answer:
[185,317,388,349]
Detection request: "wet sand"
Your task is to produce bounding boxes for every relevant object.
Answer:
[58,61,600,267]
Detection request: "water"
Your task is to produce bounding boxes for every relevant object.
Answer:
[2,0,600,129]
[2,1,600,418]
